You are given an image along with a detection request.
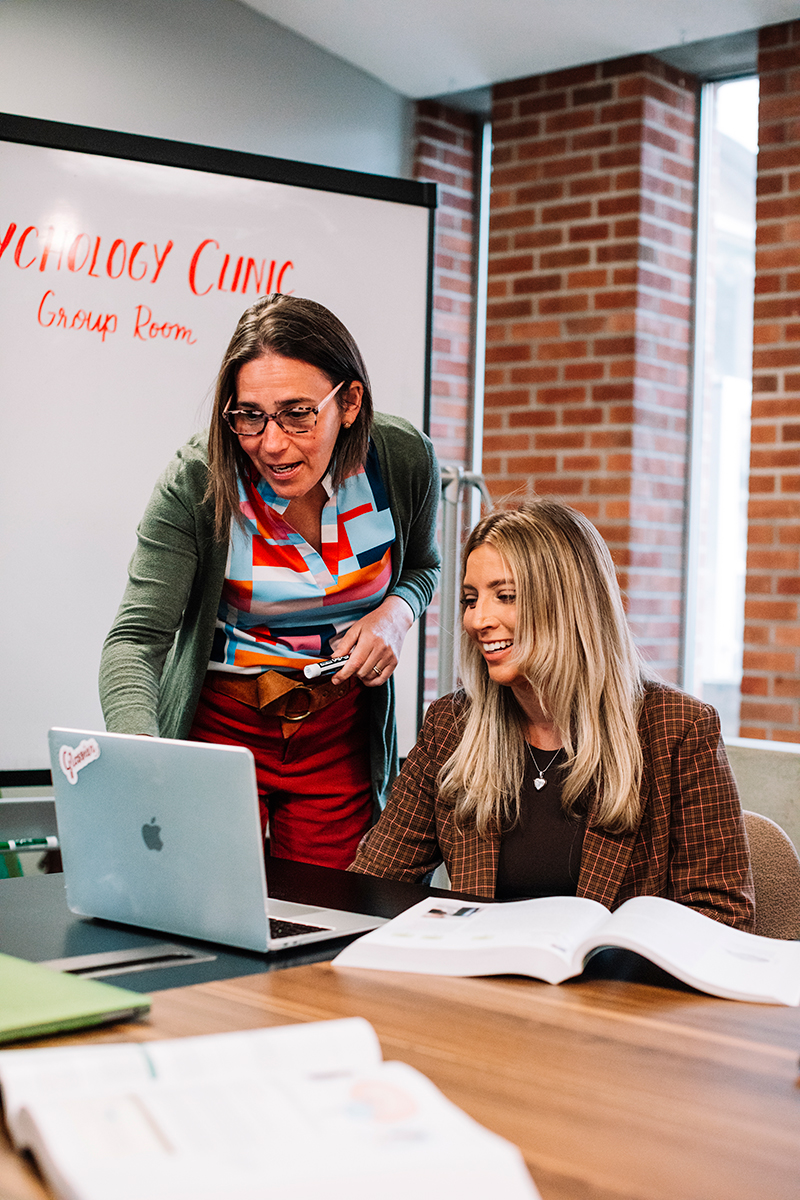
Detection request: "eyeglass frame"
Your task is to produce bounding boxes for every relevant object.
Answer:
[222,379,347,438]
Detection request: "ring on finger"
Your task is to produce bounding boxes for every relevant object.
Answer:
[372,664,382,676]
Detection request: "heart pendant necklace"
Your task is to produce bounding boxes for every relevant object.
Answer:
[526,744,562,790]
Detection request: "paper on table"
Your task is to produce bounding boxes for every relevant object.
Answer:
[580,896,800,1005]
[334,894,800,1005]
[19,1062,539,1200]
[5,1023,540,1200]
[0,1017,382,1145]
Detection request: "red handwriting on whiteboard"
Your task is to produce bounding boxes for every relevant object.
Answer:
[1,222,173,283]
[133,305,197,344]
[188,239,293,297]
[37,290,117,341]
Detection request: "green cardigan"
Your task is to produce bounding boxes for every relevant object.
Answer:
[99,412,441,809]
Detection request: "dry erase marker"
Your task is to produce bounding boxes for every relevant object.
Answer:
[0,836,59,853]
[303,655,350,680]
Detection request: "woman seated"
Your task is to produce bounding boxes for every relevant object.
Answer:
[351,500,755,931]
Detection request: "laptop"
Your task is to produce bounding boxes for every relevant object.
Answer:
[47,728,387,953]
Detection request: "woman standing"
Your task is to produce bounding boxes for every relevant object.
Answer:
[351,501,754,930]
[100,294,440,869]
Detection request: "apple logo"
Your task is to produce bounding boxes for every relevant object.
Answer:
[141,818,163,851]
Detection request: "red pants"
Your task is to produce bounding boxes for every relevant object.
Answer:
[188,678,373,869]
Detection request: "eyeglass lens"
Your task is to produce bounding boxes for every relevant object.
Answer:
[226,408,317,436]
[224,380,345,437]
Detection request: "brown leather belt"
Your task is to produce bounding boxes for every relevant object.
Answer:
[204,669,357,739]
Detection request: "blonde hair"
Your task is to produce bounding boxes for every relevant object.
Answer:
[439,500,647,835]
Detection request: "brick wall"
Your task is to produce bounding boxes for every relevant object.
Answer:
[412,101,479,699]
[741,20,800,741]
[485,56,697,680]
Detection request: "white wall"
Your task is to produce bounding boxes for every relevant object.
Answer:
[0,0,412,178]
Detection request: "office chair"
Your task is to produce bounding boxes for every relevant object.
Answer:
[742,810,800,940]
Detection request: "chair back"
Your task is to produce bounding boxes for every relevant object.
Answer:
[742,810,800,939]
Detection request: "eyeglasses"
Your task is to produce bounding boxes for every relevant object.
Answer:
[223,380,345,437]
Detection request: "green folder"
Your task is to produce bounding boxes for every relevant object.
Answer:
[0,952,150,1044]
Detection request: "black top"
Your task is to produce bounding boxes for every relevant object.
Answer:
[495,748,586,900]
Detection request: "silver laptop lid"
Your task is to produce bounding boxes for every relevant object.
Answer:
[48,729,271,952]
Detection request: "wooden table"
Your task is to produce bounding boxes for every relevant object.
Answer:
[2,960,799,1200]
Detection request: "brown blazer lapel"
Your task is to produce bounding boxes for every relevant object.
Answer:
[576,739,652,910]
[445,818,500,899]
[577,825,640,909]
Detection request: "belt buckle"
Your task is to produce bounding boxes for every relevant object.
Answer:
[283,685,313,722]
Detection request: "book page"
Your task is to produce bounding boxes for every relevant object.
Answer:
[19,1060,540,1200]
[0,1016,382,1146]
[579,896,800,1005]
[334,895,611,982]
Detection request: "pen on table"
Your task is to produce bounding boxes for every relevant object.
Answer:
[303,655,350,680]
[0,836,59,853]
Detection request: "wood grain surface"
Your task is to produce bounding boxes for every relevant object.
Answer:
[2,964,799,1200]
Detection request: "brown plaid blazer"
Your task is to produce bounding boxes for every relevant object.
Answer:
[351,682,755,931]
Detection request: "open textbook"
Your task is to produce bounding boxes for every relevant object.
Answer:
[334,894,800,1005]
[0,1017,539,1200]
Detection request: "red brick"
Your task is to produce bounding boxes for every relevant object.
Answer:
[565,362,606,380]
[569,222,611,241]
[487,300,533,319]
[568,270,609,288]
[485,343,532,363]
[509,366,559,383]
[541,154,595,178]
[548,64,599,88]
[515,181,564,203]
[488,253,534,275]
[512,274,562,294]
[538,294,590,314]
[537,340,588,359]
[569,174,613,196]
[508,409,558,428]
[572,129,615,151]
[546,109,599,134]
[518,92,568,116]
[541,200,593,223]
[540,248,591,268]
[594,290,638,309]
[513,229,564,249]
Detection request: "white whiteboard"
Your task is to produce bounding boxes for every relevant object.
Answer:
[0,116,434,774]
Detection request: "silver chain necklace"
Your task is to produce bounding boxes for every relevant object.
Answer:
[526,743,562,790]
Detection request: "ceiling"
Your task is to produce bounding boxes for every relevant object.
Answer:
[240,0,800,99]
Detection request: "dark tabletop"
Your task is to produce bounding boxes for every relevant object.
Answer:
[0,858,690,995]
[0,858,462,993]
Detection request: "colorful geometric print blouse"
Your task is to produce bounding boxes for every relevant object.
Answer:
[209,442,396,675]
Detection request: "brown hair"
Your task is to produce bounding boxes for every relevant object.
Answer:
[206,294,374,538]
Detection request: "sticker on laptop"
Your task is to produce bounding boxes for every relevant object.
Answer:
[58,738,101,785]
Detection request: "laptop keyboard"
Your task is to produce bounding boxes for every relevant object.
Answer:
[269,917,328,940]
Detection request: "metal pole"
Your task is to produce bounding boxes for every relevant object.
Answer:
[437,469,493,697]
[438,466,463,696]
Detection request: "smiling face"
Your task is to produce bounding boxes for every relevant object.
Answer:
[461,543,528,691]
[233,352,362,500]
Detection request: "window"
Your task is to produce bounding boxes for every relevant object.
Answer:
[684,77,759,736]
